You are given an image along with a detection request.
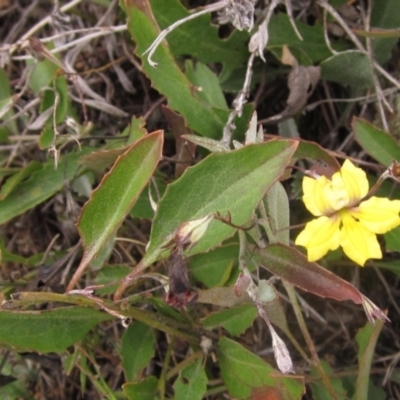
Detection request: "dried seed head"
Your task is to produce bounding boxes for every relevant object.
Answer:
[200,336,214,355]
[249,23,268,60]
[219,0,256,31]
[361,295,389,326]
[388,160,400,181]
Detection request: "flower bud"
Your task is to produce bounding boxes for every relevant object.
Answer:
[174,214,213,249]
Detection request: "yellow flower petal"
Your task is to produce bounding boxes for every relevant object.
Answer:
[302,175,334,216]
[339,210,382,266]
[351,197,400,234]
[340,160,369,203]
[302,160,369,217]
[295,216,341,261]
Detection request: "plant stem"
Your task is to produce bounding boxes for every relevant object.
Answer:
[283,282,338,400]
[165,350,203,380]
[158,338,174,400]
[258,200,276,243]
[2,291,200,344]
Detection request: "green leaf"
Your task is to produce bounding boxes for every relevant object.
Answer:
[294,139,341,172]
[38,76,71,149]
[39,126,55,149]
[0,68,18,135]
[354,318,385,400]
[328,0,349,7]
[121,322,155,381]
[0,150,90,225]
[173,358,208,400]
[265,181,290,244]
[79,354,88,395]
[94,266,132,295]
[123,376,158,400]
[185,61,228,109]
[384,226,400,252]
[320,51,374,89]
[309,360,347,400]
[64,349,79,375]
[144,140,298,266]
[125,116,147,144]
[130,178,167,220]
[0,307,112,353]
[29,59,58,93]
[198,287,248,308]
[371,0,400,64]
[202,304,257,336]
[268,13,348,64]
[124,0,250,139]
[150,0,249,71]
[189,244,239,288]
[353,118,400,166]
[373,260,400,277]
[0,161,42,200]
[0,240,28,264]
[218,337,305,399]
[199,287,288,339]
[73,131,163,284]
[50,75,70,124]
[79,147,128,173]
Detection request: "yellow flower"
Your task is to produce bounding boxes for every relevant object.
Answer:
[295,160,400,266]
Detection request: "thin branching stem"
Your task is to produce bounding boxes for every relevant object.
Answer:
[318,0,364,51]
[18,0,84,43]
[284,0,303,41]
[257,200,276,244]
[306,87,398,111]
[374,63,400,92]
[319,0,395,128]
[221,51,256,146]
[12,25,128,61]
[363,0,392,122]
[322,7,337,55]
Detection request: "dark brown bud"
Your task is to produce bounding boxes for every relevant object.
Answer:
[165,249,198,308]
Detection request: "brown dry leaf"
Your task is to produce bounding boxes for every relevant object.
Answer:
[162,105,196,178]
[0,0,11,9]
[263,60,320,124]
[79,147,127,172]
[281,45,296,67]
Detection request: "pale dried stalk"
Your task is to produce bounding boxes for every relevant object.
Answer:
[19,0,84,43]
[363,0,390,129]
[12,25,128,61]
[284,0,303,41]
[321,7,337,55]
[221,52,256,146]
[221,0,302,145]
[144,1,228,67]
[318,0,398,122]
